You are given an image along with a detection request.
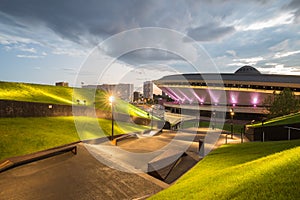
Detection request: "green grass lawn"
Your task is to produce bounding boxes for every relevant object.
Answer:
[151,140,300,200]
[0,81,153,118]
[248,112,300,128]
[0,81,84,105]
[0,81,159,161]
[0,116,149,161]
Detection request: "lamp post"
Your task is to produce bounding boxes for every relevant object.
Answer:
[147,107,154,130]
[262,118,266,142]
[230,108,234,139]
[109,96,115,140]
[212,110,216,130]
[151,106,154,130]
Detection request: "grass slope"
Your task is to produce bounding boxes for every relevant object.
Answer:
[151,140,300,200]
[0,81,82,105]
[0,116,149,161]
[0,81,152,118]
[248,112,300,128]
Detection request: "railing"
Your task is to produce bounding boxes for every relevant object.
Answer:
[284,126,300,140]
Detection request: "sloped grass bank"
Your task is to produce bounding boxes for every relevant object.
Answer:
[151,140,300,200]
[248,112,300,128]
[0,116,148,161]
[0,81,152,118]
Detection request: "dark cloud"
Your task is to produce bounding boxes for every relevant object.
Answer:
[0,0,238,46]
[119,49,183,65]
[186,22,235,41]
[0,0,299,71]
[286,0,300,23]
[0,0,154,45]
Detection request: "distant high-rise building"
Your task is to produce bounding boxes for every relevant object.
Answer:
[143,81,153,100]
[133,91,140,102]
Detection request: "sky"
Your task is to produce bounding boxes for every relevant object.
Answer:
[0,0,300,90]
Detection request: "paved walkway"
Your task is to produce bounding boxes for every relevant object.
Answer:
[0,127,246,199]
[0,144,165,200]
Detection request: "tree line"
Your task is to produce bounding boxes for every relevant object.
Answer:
[264,88,300,118]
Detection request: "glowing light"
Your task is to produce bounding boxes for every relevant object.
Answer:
[251,96,259,107]
[179,90,192,103]
[165,88,183,102]
[109,96,115,105]
[192,90,205,105]
[229,92,238,106]
[109,96,114,102]
[253,97,258,104]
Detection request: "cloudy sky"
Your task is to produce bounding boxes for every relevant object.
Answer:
[1,0,300,88]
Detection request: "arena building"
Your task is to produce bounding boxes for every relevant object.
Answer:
[154,66,300,120]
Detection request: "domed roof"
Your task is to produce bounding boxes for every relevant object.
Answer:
[234,66,261,75]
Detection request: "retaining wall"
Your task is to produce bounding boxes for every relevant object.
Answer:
[0,100,160,126]
[245,123,300,141]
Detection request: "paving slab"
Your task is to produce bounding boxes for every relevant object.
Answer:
[0,144,164,200]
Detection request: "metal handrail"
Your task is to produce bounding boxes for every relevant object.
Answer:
[284,126,300,140]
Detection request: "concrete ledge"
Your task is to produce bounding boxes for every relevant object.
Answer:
[112,133,138,145]
[0,141,80,173]
[148,149,185,181]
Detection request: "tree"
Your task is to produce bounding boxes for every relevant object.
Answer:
[264,88,300,118]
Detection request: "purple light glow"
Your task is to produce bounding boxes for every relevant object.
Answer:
[192,90,205,104]
[250,93,260,106]
[229,92,239,105]
[207,89,222,105]
[166,88,184,102]
[252,97,258,104]
[163,88,180,102]
[178,90,192,103]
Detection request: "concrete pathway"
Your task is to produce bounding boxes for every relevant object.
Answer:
[0,144,165,200]
[0,127,247,199]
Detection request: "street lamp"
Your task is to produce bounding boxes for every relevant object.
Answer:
[109,95,115,140]
[151,106,154,130]
[212,110,216,130]
[230,108,234,139]
[147,107,154,130]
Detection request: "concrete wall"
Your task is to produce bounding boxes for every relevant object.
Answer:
[0,100,74,117]
[245,123,300,141]
[0,100,156,126]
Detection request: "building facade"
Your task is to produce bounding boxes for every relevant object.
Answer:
[143,81,153,100]
[133,91,141,102]
[154,66,300,119]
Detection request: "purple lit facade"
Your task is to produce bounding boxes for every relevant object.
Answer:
[154,66,300,117]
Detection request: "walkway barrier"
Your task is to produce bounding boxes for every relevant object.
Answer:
[284,126,300,140]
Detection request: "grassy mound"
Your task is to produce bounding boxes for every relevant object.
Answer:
[151,140,300,200]
[0,81,160,160]
[0,116,149,161]
[0,81,82,105]
[0,81,152,118]
[248,112,300,128]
